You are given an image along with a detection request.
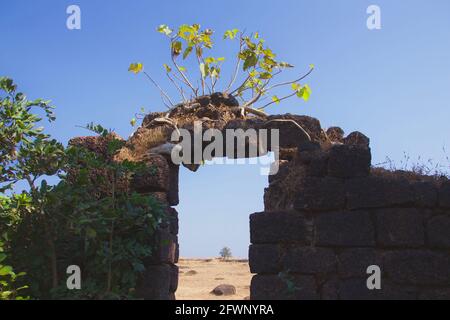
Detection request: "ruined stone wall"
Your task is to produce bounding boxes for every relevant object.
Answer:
[249,139,450,300]
[69,136,180,300]
[133,154,180,300]
[71,116,450,300]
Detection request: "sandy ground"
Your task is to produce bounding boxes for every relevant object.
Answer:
[176,258,253,300]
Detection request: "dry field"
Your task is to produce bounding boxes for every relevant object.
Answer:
[176,258,253,300]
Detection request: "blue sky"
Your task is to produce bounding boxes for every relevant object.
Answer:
[1,0,449,257]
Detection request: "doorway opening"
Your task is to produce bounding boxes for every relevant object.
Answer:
[175,158,270,300]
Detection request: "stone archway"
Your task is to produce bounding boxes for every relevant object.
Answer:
[72,95,450,300]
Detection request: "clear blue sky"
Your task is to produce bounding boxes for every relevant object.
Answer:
[1,0,449,257]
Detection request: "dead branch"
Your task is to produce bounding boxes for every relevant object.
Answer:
[143,71,175,106]
[224,36,244,93]
[265,66,314,92]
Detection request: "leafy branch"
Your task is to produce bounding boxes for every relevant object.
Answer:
[128,24,315,118]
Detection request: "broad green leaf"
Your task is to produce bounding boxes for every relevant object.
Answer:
[204,57,215,64]
[86,227,97,239]
[291,83,301,91]
[130,118,137,127]
[243,54,258,71]
[217,57,225,62]
[0,265,13,276]
[297,84,312,101]
[211,67,220,78]
[309,64,315,69]
[0,253,6,263]
[263,48,275,59]
[199,63,208,78]
[178,24,194,39]
[178,66,186,72]
[183,46,193,59]
[128,63,143,74]
[171,41,182,56]
[224,29,239,40]
[157,24,173,36]
[272,96,281,104]
[259,72,272,80]
[163,64,172,73]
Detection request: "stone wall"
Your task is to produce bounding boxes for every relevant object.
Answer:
[71,119,450,300]
[69,135,181,300]
[249,138,450,300]
[133,155,180,300]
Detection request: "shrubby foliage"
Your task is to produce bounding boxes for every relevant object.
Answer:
[0,78,165,299]
[129,24,314,116]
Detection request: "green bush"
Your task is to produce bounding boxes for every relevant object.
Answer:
[0,77,165,299]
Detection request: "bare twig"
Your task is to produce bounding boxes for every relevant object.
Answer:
[171,51,197,96]
[195,44,206,95]
[230,74,251,96]
[265,66,314,92]
[166,72,187,102]
[225,36,244,93]
[259,91,297,110]
[143,71,175,106]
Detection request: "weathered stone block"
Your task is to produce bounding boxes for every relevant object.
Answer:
[136,264,171,300]
[69,133,124,159]
[249,244,281,274]
[321,278,417,300]
[132,154,170,193]
[250,212,312,244]
[376,208,425,247]
[169,264,179,293]
[412,181,438,207]
[296,144,329,177]
[381,283,418,300]
[268,160,290,185]
[267,114,323,143]
[251,274,319,300]
[346,176,414,210]
[167,162,179,206]
[338,278,381,300]
[327,145,371,178]
[294,177,346,212]
[167,208,179,236]
[321,277,339,300]
[282,247,336,274]
[439,181,450,208]
[149,192,168,206]
[326,127,345,143]
[146,228,178,264]
[315,211,375,247]
[338,248,381,278]
[419,288,450,300]
[263,118,311,149]
[343,131,370,148]
[340,279,418,300]
[427,215,450,248]
[384,250,450,285]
